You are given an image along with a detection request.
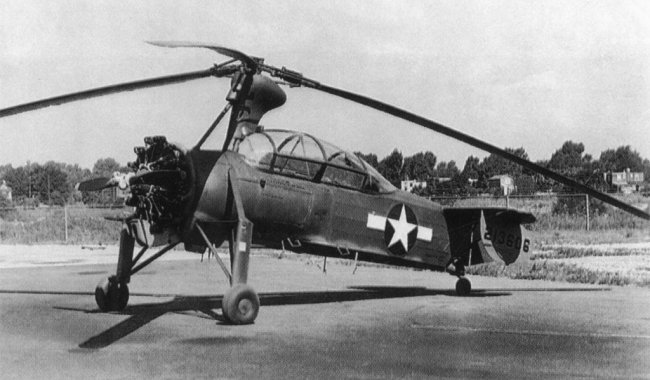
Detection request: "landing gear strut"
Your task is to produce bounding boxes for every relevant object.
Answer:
[95,227,134,312]
[94,223,178,312]
[197,168,260,325]
[447,257,472,296]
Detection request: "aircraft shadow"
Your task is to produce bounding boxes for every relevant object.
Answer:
[68,286,508,350]
[43,285,606,350]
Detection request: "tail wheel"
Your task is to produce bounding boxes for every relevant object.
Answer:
[455,277,471,296]
[222,284,260,325]
[95,277,129,312]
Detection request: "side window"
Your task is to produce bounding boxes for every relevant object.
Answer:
[321,166,366,189]
[237,133,274,170]
[274,156,319,179]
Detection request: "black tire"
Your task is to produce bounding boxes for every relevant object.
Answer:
[95,278,111,312]
[112,282,129,311]
[95,278,129,312]
[455,277,471,296]
[222,284,260,325]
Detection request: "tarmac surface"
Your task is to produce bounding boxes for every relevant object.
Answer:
[0,246,649,379]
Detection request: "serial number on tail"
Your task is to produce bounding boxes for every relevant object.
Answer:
[483,227,530,252]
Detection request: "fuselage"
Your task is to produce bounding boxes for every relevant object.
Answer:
[127,129,530,273]
[189,149,452,270]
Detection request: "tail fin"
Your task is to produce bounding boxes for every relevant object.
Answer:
[477,209,532,265]
[444,208,534,267]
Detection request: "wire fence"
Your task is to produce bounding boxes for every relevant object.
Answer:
[0,205,128,244]
[429,193,587,211]
[0,193,647,244]
[430,192,650,231]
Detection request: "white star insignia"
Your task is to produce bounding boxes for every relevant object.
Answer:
[386,205,417,251]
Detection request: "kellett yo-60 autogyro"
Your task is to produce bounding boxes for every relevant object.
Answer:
[2,42,647,324]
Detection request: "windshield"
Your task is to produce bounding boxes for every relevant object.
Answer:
[236,129,395,193]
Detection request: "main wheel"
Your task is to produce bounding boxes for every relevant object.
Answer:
[222,284,260,325]
[95,277,129,312]
[455,276,471,296]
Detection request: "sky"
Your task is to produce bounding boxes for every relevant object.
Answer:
[1,0,649,169]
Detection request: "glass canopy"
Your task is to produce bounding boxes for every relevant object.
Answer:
[236,129,395,193]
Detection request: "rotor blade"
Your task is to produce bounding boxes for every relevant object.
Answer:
[147,41,258,70]
[0,69,215,118]
[297,80,650,220]
[76,177,113,192]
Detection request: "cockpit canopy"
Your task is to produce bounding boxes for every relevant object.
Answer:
[236,129,396,193]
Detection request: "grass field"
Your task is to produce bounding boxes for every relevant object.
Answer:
[0,206,127,245]
[467,239,650,287]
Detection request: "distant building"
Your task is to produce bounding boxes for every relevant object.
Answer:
[0,180,12,202]
[488,174,515,196]
[401,179,427,193]
[606,169,644,193]
[432,177,452,185]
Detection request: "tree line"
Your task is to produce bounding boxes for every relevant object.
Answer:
[0,140,648,207]
[357,141,650,196]
[0,158,126,206]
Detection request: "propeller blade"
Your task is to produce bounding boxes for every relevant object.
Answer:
[76,177,113,192]
[259,65,650,220]
[129,170,183,187]
[0,69,216,118]
[147,41,259,70]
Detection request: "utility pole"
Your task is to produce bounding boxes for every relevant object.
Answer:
[585,194,590,231]
[64,205,68,242]
[28,162,31,200]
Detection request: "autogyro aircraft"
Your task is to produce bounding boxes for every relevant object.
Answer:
[1,42,648,325]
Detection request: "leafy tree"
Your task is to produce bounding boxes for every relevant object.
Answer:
[434,161,459,178]
[378,149,403,187]
[453,156,483,193]
[402,152,437,182]
[545,141,603,193]
[548,141,589,176]
[532,160,555,193]
[2,166,30,200]
[598,146,644,172]
[93,157,123,178]
[0,164,12,180]
[63,164,93,203]
[32,162,69,205]
[85,158,127,205]
[354,152,379,169]
[479,147,529,180]
[460,156,480,180]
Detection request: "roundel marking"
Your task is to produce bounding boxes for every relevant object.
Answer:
[383,204,419,256]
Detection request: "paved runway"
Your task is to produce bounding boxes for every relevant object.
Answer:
[0,248,648,379]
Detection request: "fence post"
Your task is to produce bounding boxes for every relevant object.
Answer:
[585,194,590,231]
[64,205,69,242]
